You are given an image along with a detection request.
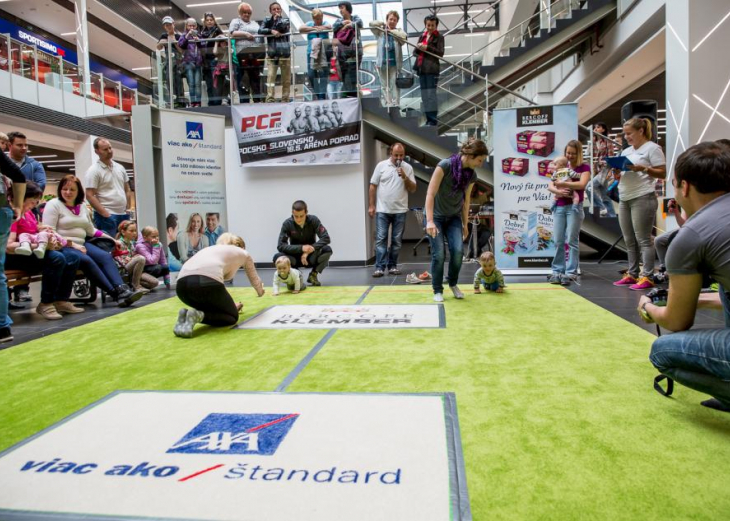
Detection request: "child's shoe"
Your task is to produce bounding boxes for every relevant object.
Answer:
[613,274,637,287]
[630,276,655,291]
[418,271,432,281]
[164,275,172,289]
[33,242,47,259]
[15,242,32,256]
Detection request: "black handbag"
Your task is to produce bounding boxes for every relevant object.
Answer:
[87,236,116,253]
[396,73,414,89]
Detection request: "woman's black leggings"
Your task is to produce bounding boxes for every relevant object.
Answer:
[176,275,238,327]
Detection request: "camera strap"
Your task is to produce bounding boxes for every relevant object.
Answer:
[653,375,674,397]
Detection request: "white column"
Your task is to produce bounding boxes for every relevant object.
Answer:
[74,0,91,100]
[666,0,730,186]
[74,135,96,185]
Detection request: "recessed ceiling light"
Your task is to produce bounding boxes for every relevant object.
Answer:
[61,32,76,36]
[131,67,152,71]
[186,0,239,7]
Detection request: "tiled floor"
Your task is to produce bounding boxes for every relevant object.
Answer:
[2,245,725,349]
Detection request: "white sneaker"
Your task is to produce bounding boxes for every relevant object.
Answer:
[405,273,422,284]
[33,242,47,259]
[450,286,465,299]
[15,242,32,256]
[433,293,444,303]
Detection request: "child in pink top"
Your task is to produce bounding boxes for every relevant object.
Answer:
[12,209,67,259]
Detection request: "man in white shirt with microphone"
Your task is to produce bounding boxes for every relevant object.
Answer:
[368,142,417,277]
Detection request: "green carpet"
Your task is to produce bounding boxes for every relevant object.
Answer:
[2,284,729,520]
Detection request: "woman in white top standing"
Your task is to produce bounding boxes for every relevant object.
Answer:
[613,118,666,290]
[42,175,145,307]
[174,233,264,338]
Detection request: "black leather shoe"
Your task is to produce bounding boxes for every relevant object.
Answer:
[116,285,145,308]
[0,327,13,343]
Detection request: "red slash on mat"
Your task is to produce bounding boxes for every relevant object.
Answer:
[246,413,299,433]
[178,464,225,482]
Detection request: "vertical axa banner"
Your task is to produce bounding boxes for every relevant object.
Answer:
[159,111,227,270]
[231,99,361,166]
[492,103,578,271]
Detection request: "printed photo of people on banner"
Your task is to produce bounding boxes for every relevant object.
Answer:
[231,98,361,166]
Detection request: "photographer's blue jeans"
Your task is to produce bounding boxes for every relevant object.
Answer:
[551,203,583,276]
[375,212,407,271]
[650,287,730,406]
[0,207,14,329]
[93,212,129,238]
[426,214,464,294]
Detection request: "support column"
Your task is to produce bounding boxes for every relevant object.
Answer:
[666,0,730,185]
[74,135,96,186]
[74,0,91,100]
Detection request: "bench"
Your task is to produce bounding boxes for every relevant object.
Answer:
[5,269,98,304]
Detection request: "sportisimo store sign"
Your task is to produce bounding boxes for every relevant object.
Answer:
[237,304,445,329]
[0,391,470,520]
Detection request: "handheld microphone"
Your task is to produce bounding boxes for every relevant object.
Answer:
[395,159,402,168]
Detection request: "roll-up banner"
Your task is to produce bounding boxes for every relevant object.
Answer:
[231,99,361,166]
[492,103,578,274]
[159,110,227,270]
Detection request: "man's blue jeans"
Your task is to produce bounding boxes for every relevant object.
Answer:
[375,212,407,271]
[551,203,583,276]
[0,207,14,329]
[426,214,464,294]
[93,212,129,238]
[650,287,730,406]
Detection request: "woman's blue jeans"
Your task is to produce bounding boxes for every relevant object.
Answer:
[63,243,124,294]
[650,287,730,406]
[183,63,202,104]
[426,214,464,294]
[551,203,583,276]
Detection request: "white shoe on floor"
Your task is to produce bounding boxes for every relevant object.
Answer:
[433,293,444,303]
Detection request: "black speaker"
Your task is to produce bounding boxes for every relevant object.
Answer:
[621,100,658,142]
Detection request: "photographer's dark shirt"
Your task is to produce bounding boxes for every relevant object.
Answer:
[666,192,730,289]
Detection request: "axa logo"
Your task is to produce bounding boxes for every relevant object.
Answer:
[186,121,204,140]
[167,413,299,455]
[241,113,282,132]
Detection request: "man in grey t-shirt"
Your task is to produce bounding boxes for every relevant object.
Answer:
[641,141,730,413]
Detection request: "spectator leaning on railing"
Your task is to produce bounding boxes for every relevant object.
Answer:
[370,11,407,108]
[413,15,445,126]
[300,9,332,101]
[259,2,291,103]
[229,2,264,104]
[179,18,204,107]
[332,1,364,99]
[157,16,184,108]
[200,12,224,106]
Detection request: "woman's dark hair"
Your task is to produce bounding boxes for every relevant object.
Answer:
[715,138,730,149]
[338,1,352,14]
[24,182,43,200]
[460,139,488,157]
[424,14,440,26]
[57,175,85,206]
[675,141,730,194]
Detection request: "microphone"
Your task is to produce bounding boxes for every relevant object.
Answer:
[395,159,402,167]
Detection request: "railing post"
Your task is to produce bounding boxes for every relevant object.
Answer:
[134,88,139,106]
[59,56,65,113]
[167,41,175,109]
[118,81,123,111]
[33,44,40,104]
[589,126,595,214]
[100,72,105,114]
[155,50,164,108]
[227,38,235,105]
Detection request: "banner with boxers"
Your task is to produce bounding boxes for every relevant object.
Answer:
[492,103,578,273]
[232,98,361,166]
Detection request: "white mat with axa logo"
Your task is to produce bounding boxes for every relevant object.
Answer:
[0,390,470,521]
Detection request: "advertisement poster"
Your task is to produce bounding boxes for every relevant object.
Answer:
[492,103,578,272]
[0,391,467,520]
[231,98,361,166]
[159,110,227,271]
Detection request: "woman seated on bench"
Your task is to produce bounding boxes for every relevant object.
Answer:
[6,182,83,320]
[42,175,145,308]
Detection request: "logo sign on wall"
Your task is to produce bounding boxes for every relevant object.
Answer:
[237,305,445,329]
[231,99,361,166]
[159,110,227,271]
[0,391,470,521]
[492,103,578,273]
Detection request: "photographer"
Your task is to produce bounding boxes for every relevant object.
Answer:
[639,141,730,413]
